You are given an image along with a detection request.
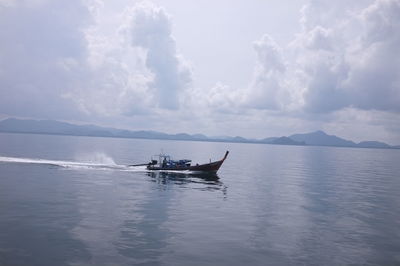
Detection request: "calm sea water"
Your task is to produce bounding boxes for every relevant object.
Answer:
[0,133,399,266]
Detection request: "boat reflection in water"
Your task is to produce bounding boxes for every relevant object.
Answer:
[146,171,227,196]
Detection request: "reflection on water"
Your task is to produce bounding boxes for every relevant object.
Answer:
[116,174,171,266]
[69,170,228,265]
[147,171,227,196]
[147,171,219,182]
[0,164,91,266]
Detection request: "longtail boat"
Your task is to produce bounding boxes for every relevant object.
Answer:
[146,151,229,173]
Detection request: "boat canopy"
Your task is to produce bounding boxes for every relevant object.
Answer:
[151,154,191,168]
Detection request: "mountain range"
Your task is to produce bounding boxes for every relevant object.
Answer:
[0,118,398,149]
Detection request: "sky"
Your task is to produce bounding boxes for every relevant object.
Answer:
[0,0,399,144]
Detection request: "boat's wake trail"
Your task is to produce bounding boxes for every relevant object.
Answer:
[0,156,146,172]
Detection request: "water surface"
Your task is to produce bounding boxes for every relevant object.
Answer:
[0,133,399,265]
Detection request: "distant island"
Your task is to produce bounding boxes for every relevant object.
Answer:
[0,118,399,149]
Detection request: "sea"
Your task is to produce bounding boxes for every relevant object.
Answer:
[0,132,399,266]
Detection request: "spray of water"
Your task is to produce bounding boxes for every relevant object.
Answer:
[0,154,145,172]
[74,152,116,165]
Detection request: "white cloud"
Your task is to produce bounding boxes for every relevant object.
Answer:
[244,0,400,115]
[124,2,192,110]
[67,1,192,117]
[343,0,400,112]
[242,35,287,110]
[302,0,400,113]
[0,0,193,122]
[200,0,399,143]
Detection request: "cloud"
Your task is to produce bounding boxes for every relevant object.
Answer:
[242,35,287,110]
[343,0,400,111]
[66,1,193,117]
[245,0,400,114]
[124,2,192,110]
[302,0,400,113]
[0,0,193,123]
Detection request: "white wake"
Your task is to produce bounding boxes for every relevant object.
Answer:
[0,155,146,172]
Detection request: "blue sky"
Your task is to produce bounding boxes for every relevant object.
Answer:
[0,0,399,144]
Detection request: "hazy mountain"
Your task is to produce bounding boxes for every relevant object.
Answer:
[0,118,114,137]
[261,137,278,143]
[260,136,305,145]
[290,130,357,147]
[288,130,400,149]
[231,136,248,142]
[0,118,230,142]
[192,134,208,140]
[356,141,391,149]
[271,136,305,145]
[0,118,398,149]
